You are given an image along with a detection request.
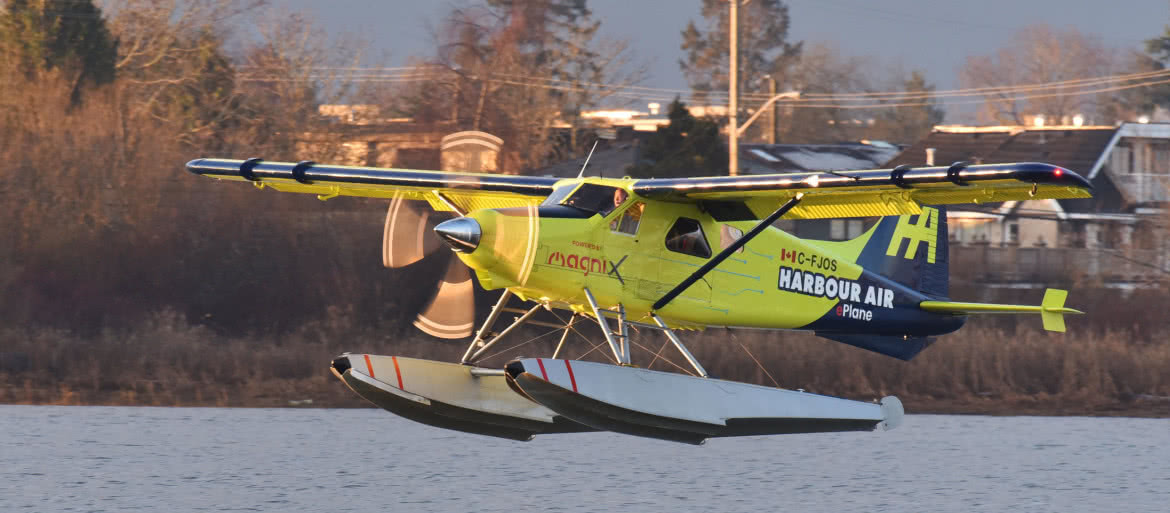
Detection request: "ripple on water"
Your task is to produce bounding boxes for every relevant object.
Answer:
[0,407,1167,512]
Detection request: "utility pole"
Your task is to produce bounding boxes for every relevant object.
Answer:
[728,0,739,176]
[765,74,777,144]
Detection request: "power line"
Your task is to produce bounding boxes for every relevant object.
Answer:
[237,67,1170,111]
[237,65,1170,105]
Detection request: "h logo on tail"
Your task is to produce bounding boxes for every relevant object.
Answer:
[885,207,940,264]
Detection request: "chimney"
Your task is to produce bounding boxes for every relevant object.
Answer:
[925,147,936,166]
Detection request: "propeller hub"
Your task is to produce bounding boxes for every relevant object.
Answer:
[434,217,481,253]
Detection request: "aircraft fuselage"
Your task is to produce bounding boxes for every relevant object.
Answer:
[452,185,964,339]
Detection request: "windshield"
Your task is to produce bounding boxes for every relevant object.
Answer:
[541,184,578,206]
[558,183,627,217]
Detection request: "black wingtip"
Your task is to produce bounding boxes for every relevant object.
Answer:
[185,158,206,174]
[1015,162,1092,190]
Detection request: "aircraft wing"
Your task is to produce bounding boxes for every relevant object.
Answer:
[631,162,1092,219]
[185,158,560,213]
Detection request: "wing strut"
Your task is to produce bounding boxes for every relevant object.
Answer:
[653,193,804,311]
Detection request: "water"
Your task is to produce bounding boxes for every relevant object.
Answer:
[1,405,1167,512]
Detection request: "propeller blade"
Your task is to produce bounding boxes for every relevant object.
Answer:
[382,197,442,268]
[412,258,476,339]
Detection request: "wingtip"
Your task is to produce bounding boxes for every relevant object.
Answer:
[185,158,206,174]
[1023,162,1092,190]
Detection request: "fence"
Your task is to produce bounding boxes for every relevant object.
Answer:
[950,246,1169,284]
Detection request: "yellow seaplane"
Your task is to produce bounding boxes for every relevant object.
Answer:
[186,157,1088,444]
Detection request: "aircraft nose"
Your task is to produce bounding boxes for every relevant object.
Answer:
[434,217,481,253]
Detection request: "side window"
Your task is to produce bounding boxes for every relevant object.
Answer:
[559,183,627,217]
[719,225,744,253]
[610,202,644,235]
[665,217,712,259]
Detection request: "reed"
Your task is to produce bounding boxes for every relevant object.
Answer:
[2,310,1167,415]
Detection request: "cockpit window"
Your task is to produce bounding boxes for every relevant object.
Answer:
[665,217,712,259]
[557,183,627,217]
[542,184,578,206]
[611,201,644,235]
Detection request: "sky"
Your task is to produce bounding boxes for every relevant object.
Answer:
[279,0,1170,120]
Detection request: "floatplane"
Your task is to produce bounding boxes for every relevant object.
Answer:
[186,156,1089,444]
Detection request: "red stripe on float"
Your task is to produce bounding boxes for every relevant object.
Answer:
[536,358,549,381]
[363,354,375,378]
[564,360,578,393]
[392,356,404,389]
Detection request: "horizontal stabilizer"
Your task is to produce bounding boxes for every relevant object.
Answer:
[918,288,1082,332]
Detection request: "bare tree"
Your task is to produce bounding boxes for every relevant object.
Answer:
[392,1,642,172]
[679,0,801,103]
[99,0,265,146]
[234,8,367,160]
[776,43,871,143]
[961,24,1114,125]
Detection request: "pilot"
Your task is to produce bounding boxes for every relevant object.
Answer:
[613,188,628,209]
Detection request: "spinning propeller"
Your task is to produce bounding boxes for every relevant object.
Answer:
[382,197,476,339]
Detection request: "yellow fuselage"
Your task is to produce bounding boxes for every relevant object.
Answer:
[454,179,936,335]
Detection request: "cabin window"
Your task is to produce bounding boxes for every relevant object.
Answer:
[719,225,744,253]
[665,217,712,258]
[611,202,644,235]
[558,183,627,217]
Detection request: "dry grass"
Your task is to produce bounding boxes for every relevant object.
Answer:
[2,311,1168,416]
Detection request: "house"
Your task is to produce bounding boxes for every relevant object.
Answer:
[883,123,1170,284]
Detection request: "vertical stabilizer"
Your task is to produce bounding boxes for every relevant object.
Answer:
[856,205,949,298]
[1041,288,1070,332]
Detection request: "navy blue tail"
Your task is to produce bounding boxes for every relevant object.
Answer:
[811,206,953,360]
[855,205,949,299]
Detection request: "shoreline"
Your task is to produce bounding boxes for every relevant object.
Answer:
[5,387,1169,418]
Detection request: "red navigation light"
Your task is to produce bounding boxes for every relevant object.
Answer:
[1054,168,1064,177]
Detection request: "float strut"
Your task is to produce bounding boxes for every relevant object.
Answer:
[618,304,630,364]
[583,288,625,365]
[551,313,577,360]
[468,303,543,363]
[651,313,708,378]
[462,289,513,363]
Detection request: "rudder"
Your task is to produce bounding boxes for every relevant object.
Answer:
[855,205,949,299]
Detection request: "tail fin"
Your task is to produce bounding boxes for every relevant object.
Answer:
[919,288,1083,333]
[1040,288,1072,331]
[856,205,949,298]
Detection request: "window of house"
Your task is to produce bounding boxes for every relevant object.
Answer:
[1154,144,1170,174]
[829,220,845,240]
[847,220,864,239]
[719,225,744,253]
[610,202,644,235]
[1112,144,1131,174]
[665,217,712,258]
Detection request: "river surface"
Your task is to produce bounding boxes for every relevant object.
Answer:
[1,405,1167,512]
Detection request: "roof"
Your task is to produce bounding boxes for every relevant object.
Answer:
[886,125,1134,214]
[885,126,1118,175]
[739,143,901,175]
[1058,170,1129,214]
[534,142,901,179]
[886,130,1017,168]
[533,145,639,178]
